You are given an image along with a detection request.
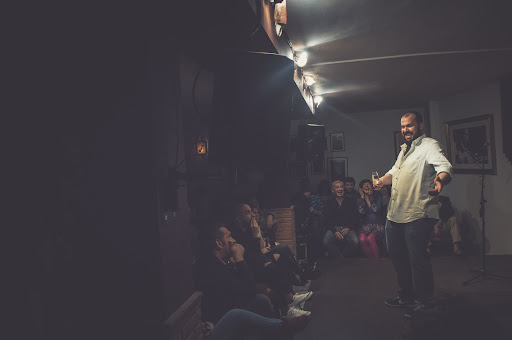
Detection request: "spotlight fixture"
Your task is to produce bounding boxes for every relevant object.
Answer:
[313,95,323,107]
[304,74,316,86]
[269,0,285,3]
[296,51,308,67]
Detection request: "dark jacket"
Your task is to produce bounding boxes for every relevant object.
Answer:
[197,254,256,323]
[323,196,359,233]
[230,224,268,271]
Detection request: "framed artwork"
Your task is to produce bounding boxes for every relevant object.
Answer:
[328,157,348,182]
[444,114,496,175]
[330,132,345,151]
[394,131,406,158]
[311,155,324,175]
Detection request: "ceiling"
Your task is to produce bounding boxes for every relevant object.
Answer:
[283,0,512,113]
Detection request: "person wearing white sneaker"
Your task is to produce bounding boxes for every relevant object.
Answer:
[287,306,311,318]
[290,291,313,308]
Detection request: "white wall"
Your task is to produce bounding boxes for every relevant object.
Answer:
[429,81,512,255]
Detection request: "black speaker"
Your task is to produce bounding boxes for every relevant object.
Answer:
[297,124,327,161]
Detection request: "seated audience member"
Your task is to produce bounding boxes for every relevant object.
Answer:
[249,202,277,246]
[291,179,326,263]
[197,224,276,324]
[201,308,310,340]
[357,179,385,258]
[229,203,311,314]
[431,195,463,255]
[322,180,360,259]
[343,176,357,200]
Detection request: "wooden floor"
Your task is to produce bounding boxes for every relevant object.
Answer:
[296,255,512,340]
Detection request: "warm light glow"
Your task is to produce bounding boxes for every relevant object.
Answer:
[196,140,207,155]
[304,74,316,86]
[313,95,323,107]
[296,52,308,67]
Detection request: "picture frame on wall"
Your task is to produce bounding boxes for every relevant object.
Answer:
[330,132,345,151]
[394,131,406,158]
[328,157,348,182]
[444,114,497,175]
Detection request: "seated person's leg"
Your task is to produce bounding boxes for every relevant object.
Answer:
[322,229,343,259]
[444,215,463,254]
[270,244,302,275]
[341,230,360,257]
[359,233,372,258]
[367,233,380,258]
[245,293,276,318]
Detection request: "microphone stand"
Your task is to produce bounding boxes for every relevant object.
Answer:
[462,145,511,285]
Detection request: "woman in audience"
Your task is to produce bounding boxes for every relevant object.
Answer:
[357,179,385,258]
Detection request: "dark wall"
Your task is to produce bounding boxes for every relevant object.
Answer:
[18,4,187,340]
[210,52,294,187]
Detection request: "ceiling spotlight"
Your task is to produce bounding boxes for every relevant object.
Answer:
[304,74,316,86]
[275,23,283,37]
[296,51,308,67]
[313,95,323,107]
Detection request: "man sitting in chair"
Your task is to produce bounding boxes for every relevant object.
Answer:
[431,195,463,256]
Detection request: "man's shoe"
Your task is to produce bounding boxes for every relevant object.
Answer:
[290,291,313,308]
[283,314,311,333]
[404,302,426,318]
[384,296,417,307]
[287,306,311,317]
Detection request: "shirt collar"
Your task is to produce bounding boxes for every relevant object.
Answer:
[401,133,426,150]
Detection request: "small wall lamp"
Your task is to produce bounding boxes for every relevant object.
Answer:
[195,138,208,156]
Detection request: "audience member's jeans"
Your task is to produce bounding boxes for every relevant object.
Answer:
[208,308,282,340]
[322,227,359,259]
[245,294,275,318]
[385,218,436,302]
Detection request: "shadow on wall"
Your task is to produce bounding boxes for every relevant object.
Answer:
[460,210,491,254]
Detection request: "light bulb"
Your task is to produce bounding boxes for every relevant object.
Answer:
[296,52,308,67]
[304,74,316,86]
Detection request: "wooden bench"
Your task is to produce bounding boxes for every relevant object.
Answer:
[164,291,204,340]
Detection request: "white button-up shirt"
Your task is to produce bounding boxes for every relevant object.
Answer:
[386,134,453,223]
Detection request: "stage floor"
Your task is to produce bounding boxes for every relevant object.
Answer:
[296,255,512,340]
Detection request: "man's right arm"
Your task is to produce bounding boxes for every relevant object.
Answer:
[375,173,392,189]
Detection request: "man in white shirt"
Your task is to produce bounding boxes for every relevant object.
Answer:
[375,111,453,308]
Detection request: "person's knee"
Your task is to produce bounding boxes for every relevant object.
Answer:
[323,231,334,245]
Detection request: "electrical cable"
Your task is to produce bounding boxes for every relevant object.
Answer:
[246,0,262,39]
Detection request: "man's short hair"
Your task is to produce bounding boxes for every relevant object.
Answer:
[202,223,227,253]
[403,111,423,125]
[331,180,344,189]
[343,176,355,184]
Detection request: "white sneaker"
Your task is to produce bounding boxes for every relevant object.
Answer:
[287,306,311,317]
[290,291,313,308]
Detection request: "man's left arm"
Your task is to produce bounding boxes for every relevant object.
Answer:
[427,141,454,196]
